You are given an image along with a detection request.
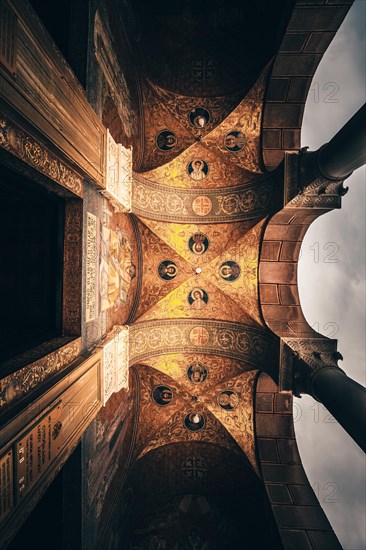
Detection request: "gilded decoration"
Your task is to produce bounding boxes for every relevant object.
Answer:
[0,338,82,410]
[133,361,258,470]
[132,219,196,320]
[200,370,259,473]
[139,219,256,265]
[0,117,83,197]
[132,173,275,223]
[136,405,240,460]
[137,277,258,326]
[146,354,255,394]
[148,80,244,138]
[138,79,194,170]
[129,321,277,366]
[132,218,264,327]
[202,219,266,326]
[201,68,268,173]
[142,141,249,189]
[133,365,194,455]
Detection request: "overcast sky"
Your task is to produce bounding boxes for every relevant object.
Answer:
[296,2,366,548]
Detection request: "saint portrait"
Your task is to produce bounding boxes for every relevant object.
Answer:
[156,130,177,151]
[100,225,136,311]
[187,362,208,384]
[158,260,178,280]
[188,233,209,255]
[217,390,239,410]
[184,412,205,432]
[189,107,210,128]
[224,130,246,152]
[152,385,173,406]
[219,261,241,281]
[187,159,209,181]
[188,288,208,310]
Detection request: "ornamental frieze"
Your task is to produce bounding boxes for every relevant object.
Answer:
[129,320,277,366]
[132,174,276,223]
[0,338,82,411]
[0,116,83,197]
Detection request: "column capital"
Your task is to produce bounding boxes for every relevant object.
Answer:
[279,337,345,398]
[283,150,348,209]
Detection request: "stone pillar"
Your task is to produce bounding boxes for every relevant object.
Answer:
[299,103,366,186]
[318,103,366,180]
[280,340,366,453]
[311,367,366,453]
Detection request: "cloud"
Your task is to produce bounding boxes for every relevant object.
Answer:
[296,2,366,548]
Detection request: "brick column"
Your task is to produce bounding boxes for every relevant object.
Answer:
[255,373,341,550]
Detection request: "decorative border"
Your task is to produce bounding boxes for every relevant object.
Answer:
[0,115,83,197]
[132,173,278,223]
[129,320,277,366]
[63,200,83,334]
[0,338,82,412]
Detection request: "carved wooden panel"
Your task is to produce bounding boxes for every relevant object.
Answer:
[0,0,105,186]
[0,0,17,74]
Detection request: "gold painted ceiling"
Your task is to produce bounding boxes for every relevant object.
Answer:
[100,57,282,476]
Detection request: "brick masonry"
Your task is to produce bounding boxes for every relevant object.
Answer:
[255,372,342,549]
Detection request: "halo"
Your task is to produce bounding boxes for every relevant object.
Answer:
[191,287,204,299]
[166,263,177,276]
[192,242,206,254]
[220,265,232,279]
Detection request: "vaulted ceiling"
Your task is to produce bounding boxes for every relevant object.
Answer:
[98,0,307,542]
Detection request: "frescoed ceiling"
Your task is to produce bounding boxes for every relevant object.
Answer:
[99,48,284,478]
[97,0,298,524]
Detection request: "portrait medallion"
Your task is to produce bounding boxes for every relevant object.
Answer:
[184,412,205,432]
[219,260,241,281]
[156,130,177,151]
[217,390,239,410]
[152,385,173,406]
[188,233,209,255]
[188,288,208,310]
[187,362,208,384]
[224,131,246,152]
[158,260,178,280]
[189,107,210,128]
[187,159,209,181]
